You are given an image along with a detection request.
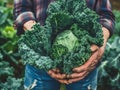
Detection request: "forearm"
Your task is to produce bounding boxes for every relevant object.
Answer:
[102,27,110,47]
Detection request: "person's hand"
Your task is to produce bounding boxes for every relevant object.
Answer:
[67,27,110,83]
[48,69,69,84]
[67,45,104,83]
[23,20,36,30]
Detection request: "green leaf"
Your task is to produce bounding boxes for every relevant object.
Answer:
[0,13,8,25]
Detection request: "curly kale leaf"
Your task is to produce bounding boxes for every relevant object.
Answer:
[46,0,103,74]
[18,23,53,71]
[47,0,103,47]
[51,30,79,59]
[46,11,74,36]
[18,23,52,55]
[18,42,53,71]
[51,24,91,74]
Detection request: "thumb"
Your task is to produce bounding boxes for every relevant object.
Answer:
[90,44,99,52]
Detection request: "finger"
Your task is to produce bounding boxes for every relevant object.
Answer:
[60,74,67,79]
[68,72,89,83]
[70,71,87,79]
[56,68,60,73]
[48,71,66,79]
[90,44,99,52]
[66,74,70,78]
[48,70,53,74]
[52,68,60,73]
[52,69,57,72]
[58,80,69,84]
[73,65,86,73]
[90,59,99,67]
[68,77,83,84]
[48,69,60,75]
[48,71,68,84]
[85,50,99,67]
[97,47,104,60]
[48,70,57,78]
[53,74,66,79]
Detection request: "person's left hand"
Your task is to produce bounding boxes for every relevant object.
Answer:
[67,27,110,83]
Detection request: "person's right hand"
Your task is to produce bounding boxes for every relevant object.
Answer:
[23,20,36,30]
[48,69,69,84]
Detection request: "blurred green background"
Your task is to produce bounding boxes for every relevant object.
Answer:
[0,0,120,90]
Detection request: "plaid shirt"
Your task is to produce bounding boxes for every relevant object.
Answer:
[14,0,115,36]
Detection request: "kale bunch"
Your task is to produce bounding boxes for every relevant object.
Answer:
[18,23,54,71]
[18,0,103,74]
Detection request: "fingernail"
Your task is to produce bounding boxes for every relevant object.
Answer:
[73,68,76,72]
[67,75,70,78]
[68,81,72,84]
[90,45,99,52]
[62,74,66,78]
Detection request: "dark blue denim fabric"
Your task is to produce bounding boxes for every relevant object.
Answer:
[24,64,98,90]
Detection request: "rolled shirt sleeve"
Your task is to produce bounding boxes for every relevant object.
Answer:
[95,0,115,37]
[13,0,36,35]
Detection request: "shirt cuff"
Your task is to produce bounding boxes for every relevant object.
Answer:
[100,19,115,38]
[14,11,36,35]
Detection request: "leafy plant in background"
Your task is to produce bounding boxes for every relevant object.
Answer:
[0,77,24,90]
[0,51,14,80]
[0,0,13,28]
[97,10,120,90]
[98,36,120,90]
[2,26,16,39]
[0,1,24,90]
[113,10,120,36]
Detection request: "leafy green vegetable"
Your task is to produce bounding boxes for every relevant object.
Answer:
[1,26,16,39]
[18,23,54,71]
[47,11,74,36]
[18,0,103,74]
[51,30,79,59]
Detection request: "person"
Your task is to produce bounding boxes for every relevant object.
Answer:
[14,0,115,90]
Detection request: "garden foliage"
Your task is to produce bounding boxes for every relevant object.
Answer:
[0,1,23,89]
[98,10,120,90]
[98,36,120,90]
